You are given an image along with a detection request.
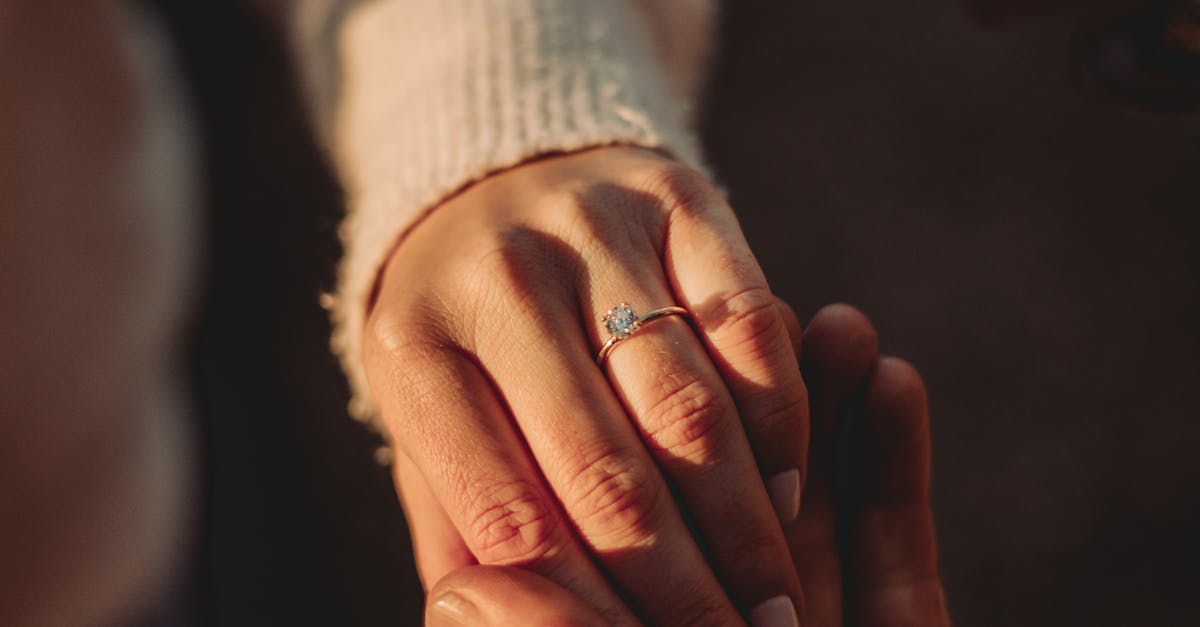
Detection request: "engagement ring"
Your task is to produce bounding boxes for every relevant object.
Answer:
[597,303,692,366]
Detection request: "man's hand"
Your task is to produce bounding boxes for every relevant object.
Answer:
[784,304,952,626]
[424,566,607,627]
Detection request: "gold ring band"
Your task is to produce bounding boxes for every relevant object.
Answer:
[597,304,692,366]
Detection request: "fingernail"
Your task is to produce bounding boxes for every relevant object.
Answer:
[767,468,801,524]
[427,591,478,626]
[749,595,798,627]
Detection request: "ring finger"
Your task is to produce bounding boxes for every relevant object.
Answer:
[469,271,744,625]
[582,253,805,623]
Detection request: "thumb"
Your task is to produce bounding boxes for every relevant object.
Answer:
[425,565,611,627]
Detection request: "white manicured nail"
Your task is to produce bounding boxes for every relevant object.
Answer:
[767,468,801,524]
[749,595,798,627]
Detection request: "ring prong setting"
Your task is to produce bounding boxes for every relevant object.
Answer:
[604,303,639,339]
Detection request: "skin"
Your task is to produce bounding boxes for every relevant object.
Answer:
[369,146,811,624]
[424,304,952,626]
[783,305,951,627]
[1,4,946,626]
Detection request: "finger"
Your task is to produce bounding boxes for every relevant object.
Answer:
[598,302,804,624]
[653,166,810,517]
[392,451,475,590]
[579,249,802,622]
[799,304,879,502]
[425,565,607,627]
[789,304,879,625]
[467,254,745,626]
[773,296,803,358]
[854,357,950,627]
[362,322,636,626]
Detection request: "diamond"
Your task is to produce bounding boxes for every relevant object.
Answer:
[604,304,639,339]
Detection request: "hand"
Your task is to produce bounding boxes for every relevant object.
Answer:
[782,304,952,626]
[421,303,952,626]
[424,565,606,627]
[367,146,809,624]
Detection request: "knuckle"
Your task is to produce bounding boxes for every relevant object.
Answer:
[555,185,663,255]
[460,248,518,324]
[743,393,809,469]
[704,286,790,365]
[465,233,528,296]
[638,161,717,217]
[469,227,575,302]
[463,480,562,565]
[563,449,666,546]
[466,226,539,278]
[755,393,809,440]
[363,308,437,366]
[454,229,577,347]
[558,187,603,224]
[642,377,733,464]
[567,188,612,227]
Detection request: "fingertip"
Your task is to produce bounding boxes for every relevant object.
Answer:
[767,468,802,524]
[802,303,879,389]
[807,303,878,352]
[813,302,870,321]
[864,356,928,418]
[427,572,486,627]
[426,589,478,627]
[748,594,800,627]
[859,356,932,505]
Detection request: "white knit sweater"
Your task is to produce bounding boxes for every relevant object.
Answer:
[291,0,716,426]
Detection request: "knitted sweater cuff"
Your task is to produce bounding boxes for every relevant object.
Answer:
[318,0,706,427]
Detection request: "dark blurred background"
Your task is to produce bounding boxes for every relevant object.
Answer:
[159,0,1200,624]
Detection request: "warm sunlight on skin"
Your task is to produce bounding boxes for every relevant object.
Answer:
[368,146,810,625]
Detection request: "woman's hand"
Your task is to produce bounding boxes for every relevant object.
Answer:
[366,146,810,625]
[421,304,952,627]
